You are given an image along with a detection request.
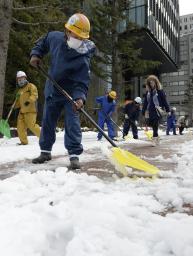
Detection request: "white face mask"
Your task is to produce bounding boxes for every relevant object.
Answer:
[67,36,83,49]
[17,78,28,87]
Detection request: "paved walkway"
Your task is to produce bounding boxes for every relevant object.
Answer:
[0,134,192,180]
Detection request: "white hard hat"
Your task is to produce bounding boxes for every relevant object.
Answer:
[172,107,176,111]
[134,97,142,104]
[16,71,27,78]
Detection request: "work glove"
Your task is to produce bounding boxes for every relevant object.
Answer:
[73,99,84,111]
[24,101,30,106]
[125,114,129,119]
[135,121,138,126]
[30,55,42,68]
[15,92,20,99]
[167,112,171,116]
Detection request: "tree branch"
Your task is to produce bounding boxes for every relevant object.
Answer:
[13,5,48,11]
[12,17,64,26]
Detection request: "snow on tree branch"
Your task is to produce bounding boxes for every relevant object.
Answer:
[12,17,64,26]
[12,5,48,11]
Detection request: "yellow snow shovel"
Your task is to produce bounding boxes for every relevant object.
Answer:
[38,66,159,176]
[144,130,153,140]
[144,126,153,140]
[0,98,17,139]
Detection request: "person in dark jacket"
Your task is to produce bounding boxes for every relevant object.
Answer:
[29,13,96,169]
[166,107,177,135]
[96,91,117,141]
[142,75,170,146]
[123,97,142,139]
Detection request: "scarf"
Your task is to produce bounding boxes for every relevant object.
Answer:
[147,89,160,110]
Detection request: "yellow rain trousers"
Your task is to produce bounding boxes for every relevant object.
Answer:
[17,112,40,144]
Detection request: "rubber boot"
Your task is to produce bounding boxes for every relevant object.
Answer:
[68,157,81,170]
[32,152,51,164]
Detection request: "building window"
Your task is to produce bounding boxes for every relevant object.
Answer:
[184,25,187,30]
[170,91,179,96]
[179,81,185,85]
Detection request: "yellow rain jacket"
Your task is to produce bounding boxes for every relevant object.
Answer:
[15,83,38,113]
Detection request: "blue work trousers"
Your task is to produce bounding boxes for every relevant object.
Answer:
[39,97,83,156]
[97,116,115,140]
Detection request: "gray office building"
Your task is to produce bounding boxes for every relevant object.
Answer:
[128,0,180,73]
[124,0,180,99]
[161,13,193,121]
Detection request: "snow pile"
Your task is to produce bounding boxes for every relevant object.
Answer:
[0,131,193,255]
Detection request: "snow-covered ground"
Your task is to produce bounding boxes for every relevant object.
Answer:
[0,130,193,256]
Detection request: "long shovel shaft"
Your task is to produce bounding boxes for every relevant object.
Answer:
[38,66,117,147]
[103,111,124,134]
[93,108,124,134]
[6,99,17,121]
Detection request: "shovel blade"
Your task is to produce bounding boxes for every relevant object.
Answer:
[112,147,159,175]
[0,119,11,139]
[144,131,153,140]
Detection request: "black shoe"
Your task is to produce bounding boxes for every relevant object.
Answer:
[68,157,81,170]
[16,142,28,145]
[32,152,51,164]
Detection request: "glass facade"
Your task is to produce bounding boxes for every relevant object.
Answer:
[128,0,180,66]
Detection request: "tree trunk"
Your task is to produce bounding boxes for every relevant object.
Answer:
[0,0,13,118]
[111,0,123,130]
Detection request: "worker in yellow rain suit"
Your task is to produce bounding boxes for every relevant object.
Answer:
[15,71,40,145]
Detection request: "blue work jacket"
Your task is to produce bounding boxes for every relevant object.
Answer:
[30,31,96,101]
[96,96,116,118]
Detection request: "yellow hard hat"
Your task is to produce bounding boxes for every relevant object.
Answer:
[108,91,117,99]
[65,13,90,39]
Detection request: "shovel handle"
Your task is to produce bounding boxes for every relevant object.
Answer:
[38,65,117,148]
[6,98,17,122]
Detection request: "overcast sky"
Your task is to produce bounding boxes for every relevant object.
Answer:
[179,0,193,16]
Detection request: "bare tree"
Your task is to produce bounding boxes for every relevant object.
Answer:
[0,0,13,118]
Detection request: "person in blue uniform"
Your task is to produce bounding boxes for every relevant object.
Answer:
[166,107,177,135]
[96,91,117,141]
[142,75,170,146]
[30,13,96,169]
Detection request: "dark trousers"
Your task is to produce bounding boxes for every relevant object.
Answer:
[179,126,185,135]
[123,119,138,139]
[147,118,159,137]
